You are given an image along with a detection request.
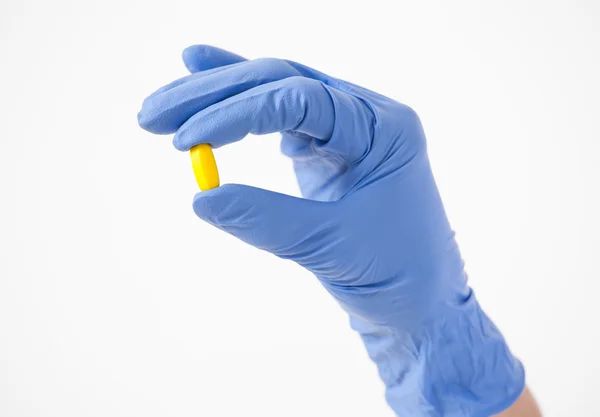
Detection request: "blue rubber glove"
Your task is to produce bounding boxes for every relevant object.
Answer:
[138,45,525,417]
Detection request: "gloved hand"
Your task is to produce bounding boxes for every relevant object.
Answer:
[138,45,525,417]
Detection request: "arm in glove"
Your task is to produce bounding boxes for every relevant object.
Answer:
[138,45,525,417]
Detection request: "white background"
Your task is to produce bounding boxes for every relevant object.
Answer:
[1,1,599,416]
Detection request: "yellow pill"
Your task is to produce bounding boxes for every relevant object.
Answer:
[190,144,220,191]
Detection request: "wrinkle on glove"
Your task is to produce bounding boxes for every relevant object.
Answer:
[138,45,525,417]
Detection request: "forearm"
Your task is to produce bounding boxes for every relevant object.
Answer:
[494,387,542,417]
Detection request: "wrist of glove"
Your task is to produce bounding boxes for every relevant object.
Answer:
[350,288,525,417]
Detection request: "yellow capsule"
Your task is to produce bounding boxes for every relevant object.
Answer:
[190,144,220,191]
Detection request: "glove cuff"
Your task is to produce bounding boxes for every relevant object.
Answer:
[351,289,525,417]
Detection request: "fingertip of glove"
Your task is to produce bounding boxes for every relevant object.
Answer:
[137,108,156,133]
[182,45,209,72]
[172,126,199,151]
[192,184,239,224]
[137,98,172,134]
[172,133,188,151]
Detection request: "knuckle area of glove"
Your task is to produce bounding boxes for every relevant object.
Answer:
[396,104,421,127]
[373,103,426,162]
[396,105,427,151]
[317,85,375,165]
[277,77,323,127]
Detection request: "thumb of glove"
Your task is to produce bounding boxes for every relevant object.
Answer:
[193,184,338,266]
